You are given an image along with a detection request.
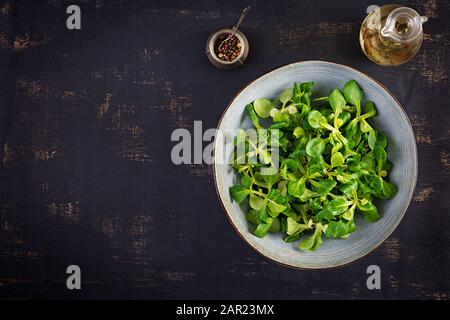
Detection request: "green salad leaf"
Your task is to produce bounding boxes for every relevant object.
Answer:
[230,80,397,251]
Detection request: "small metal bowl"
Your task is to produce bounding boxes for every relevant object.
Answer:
[206,28,249,69]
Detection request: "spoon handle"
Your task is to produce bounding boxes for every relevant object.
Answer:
[231,5,251,36]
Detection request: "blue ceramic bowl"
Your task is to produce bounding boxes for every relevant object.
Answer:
[214,61,417,269]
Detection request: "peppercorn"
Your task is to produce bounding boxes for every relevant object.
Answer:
[214,33,242,62]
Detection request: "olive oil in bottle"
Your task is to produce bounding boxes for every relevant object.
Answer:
[360,4,428,66]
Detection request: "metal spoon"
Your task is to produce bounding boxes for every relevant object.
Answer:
[218,5,251,51]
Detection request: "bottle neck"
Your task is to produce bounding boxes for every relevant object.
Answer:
[380,7,423,45]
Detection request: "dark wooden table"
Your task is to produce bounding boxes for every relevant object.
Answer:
[0,0,449,299]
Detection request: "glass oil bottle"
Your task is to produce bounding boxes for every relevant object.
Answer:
[360,4,428,66]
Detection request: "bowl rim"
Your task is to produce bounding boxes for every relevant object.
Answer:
[213,60,418,270]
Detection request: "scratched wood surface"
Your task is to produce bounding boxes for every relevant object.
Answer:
[0,0,449,299]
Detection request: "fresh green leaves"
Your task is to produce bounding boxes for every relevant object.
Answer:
[230,185,250,203]
[329,89,346,113]
[325,220,356,238]
[312,179,337,196]
[306,137,326,157]
[357,201,380,222]
[254,222,272,237]
[299,223,325,251]
[316,209,334,221]
[327,196,353,215]
[245,103,261,130]
[331,152,344,168]
[307,110,325,129]
[246,210,260,225]
[325,221,347,238]
[288,178,306,198]
[286,217,310,235]
[280,88,293,105]
[249,194,265,210]
[343,80,363,114]
[253,98,273,118]
[266,189,287,216]
[230,80,397,252]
